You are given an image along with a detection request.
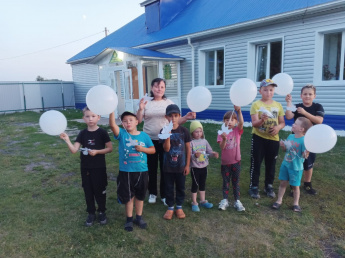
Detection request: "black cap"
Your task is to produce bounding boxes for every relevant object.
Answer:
[120,111,137,121]
[166,104,181,115]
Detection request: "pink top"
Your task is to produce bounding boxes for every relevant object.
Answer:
[217,127,243,165]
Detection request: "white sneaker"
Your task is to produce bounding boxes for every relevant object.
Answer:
[148,194,156,203]
[218,199,229,211]
[161,198,167,206]
[234,200,245,211]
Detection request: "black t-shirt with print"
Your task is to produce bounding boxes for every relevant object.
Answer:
[162,126,191,173]
[293,102,325,125]
[75,128,111,168]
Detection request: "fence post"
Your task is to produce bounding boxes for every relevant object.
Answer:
[22,83,27,111]
[61,82,65,109]
[41,97,45,111]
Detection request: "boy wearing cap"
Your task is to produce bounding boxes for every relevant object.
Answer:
[162,104,191,220]
[109,111,155,232]
[249,79,285,199]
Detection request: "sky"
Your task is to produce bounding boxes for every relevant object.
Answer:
[0,0,144,81]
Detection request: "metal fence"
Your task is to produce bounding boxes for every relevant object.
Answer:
[0,81,75,112]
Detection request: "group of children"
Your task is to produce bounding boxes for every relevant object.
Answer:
[60,79,324,231]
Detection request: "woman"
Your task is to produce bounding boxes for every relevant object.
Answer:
[137,78,195,205]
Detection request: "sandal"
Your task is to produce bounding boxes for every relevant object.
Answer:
[293,205,302,212]
[133,218,147,229]
[272,202,281,210]
[124,221,133,232]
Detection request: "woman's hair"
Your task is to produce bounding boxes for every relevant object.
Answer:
[296,117,313,133]
[150,78,167,99]
[301,84,316,94]
[223,110,238,121]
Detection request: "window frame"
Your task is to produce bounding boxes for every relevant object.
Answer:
[198,45,225,88]
[247,36,284,85]
[314,27,345,86]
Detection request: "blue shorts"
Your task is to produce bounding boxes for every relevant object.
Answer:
[279,164,303,186]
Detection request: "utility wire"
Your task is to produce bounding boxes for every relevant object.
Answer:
[0,30,104,61]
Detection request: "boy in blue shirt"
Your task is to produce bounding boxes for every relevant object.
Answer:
[162,104,191,220]
[109,111,155,231]
[272,117,312,212]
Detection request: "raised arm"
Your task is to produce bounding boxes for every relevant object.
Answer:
[178,112,196,125]
[285,94,295,120]
[60,133,81,154]
[109,112,120,137]
[234,106,244,130]
[136,98,147,123]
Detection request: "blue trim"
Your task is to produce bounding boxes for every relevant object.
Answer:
[75,103,87,110]
[181,108,345,130]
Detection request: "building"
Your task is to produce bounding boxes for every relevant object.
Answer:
[67,0,345,129]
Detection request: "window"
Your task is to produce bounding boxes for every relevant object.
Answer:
[322,32,344,80]
[255,41,282,81]
[200,48,224,86]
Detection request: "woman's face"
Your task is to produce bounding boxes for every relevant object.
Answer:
[151,81,166,99]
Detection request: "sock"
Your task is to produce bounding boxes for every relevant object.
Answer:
[168,206,174,211]
[304,182,311,187]
[126,216,133,223]
[176,205,182,210]
[136,215,142,221]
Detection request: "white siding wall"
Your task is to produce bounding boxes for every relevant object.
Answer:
[158,10,345,116]
[71,63,99,104]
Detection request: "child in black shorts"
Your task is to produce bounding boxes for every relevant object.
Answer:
[109,111,155,231]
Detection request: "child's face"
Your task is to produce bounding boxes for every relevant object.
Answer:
[224,117,237,129]
[301,88,316,106]
[259,85,275,101]
[292,119,304,134]
[83,110,100,126]
[192,128,203,139]
[121,115,138,132]
[166,113,180,125]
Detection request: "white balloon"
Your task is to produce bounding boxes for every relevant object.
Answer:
[187,86,212,112]
[39,110,67,136]
[86,85,118,115]
[229,78,257,106]
[272,73,294,96]
[304,124,337,153]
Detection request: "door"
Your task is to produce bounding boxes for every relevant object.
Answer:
[123,69,134,112]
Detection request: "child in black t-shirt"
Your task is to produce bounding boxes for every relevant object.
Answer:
[285,84,325,195]
[162,104,191,220]
[60,107,113,226]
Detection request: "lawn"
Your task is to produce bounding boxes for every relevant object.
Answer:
[0,110,344,257]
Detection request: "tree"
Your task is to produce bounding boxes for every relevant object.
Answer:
[36,75,45,81]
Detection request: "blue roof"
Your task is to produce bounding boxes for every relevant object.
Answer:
[67,0,337,63]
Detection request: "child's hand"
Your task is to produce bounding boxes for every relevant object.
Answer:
[234,105,241,112]
[285,94,292,103]
[185,112,196,120]
[296,107,307,116]
[303,150,310,159]
[88,149,98,156]
[268,126,280,135]
[135,145,144,152]
[60,132,69,141]
[279,140,285,147]
[194,152,201,158]
[261,113,269,121]
[221,132,227,140]
[183,166,190,176]
[213,151,219,159]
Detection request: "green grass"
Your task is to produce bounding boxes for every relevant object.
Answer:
[0,110,344,257]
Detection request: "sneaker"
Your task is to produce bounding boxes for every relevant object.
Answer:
[161,198,168,206]
[163,210,174,220]
[133,218,147,229]
[175,209,186,219]
[234,200,245,211]
[148,194,157,203]
[98,212,107,225]
[304,183,317,195]
[200,201,213,209]
[85,213,96,227]
[264,185,276,198]
[249,187,260,199]
[218,199,229,211]
[192,204,200,212]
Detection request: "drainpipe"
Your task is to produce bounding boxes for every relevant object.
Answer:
[187,37,195,88]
